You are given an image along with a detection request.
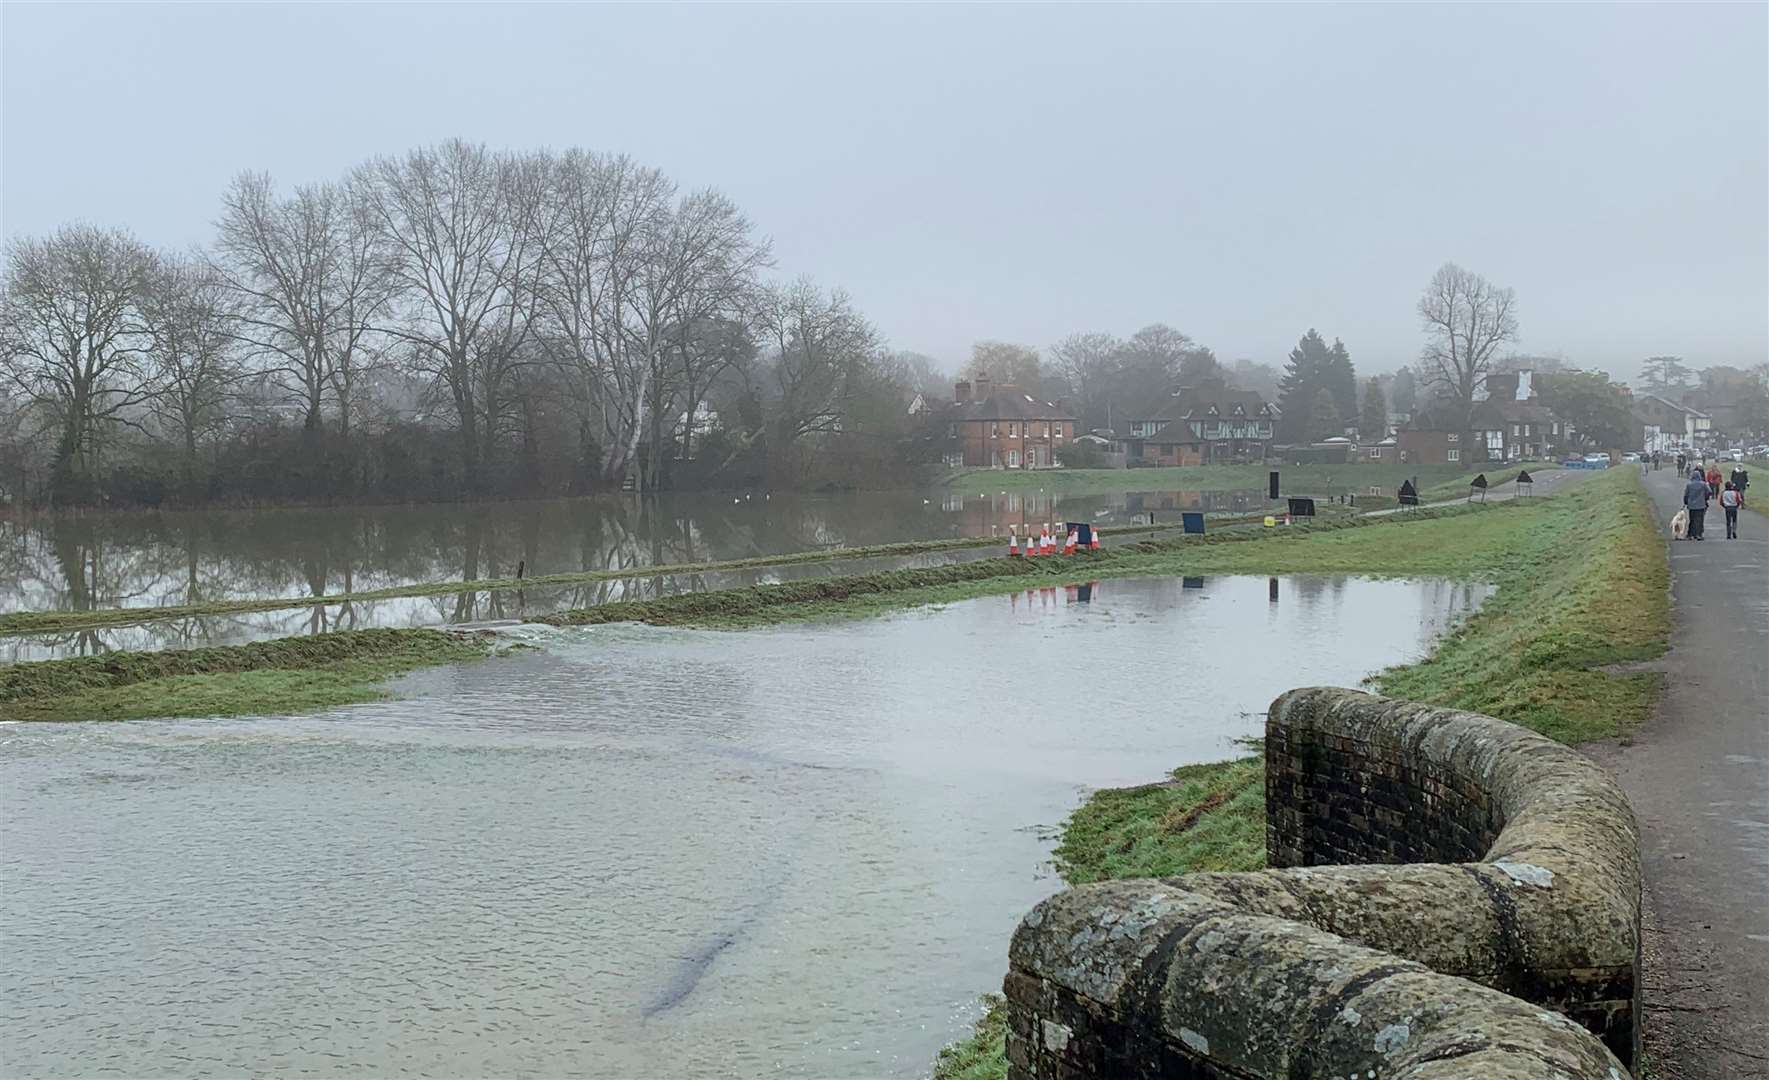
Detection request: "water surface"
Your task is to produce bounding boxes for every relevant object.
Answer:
[0,574,1489,1078]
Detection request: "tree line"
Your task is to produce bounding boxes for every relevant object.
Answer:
[8,167,1758,513]
[1,140,926,508]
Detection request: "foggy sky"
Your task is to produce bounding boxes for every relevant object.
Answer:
[4,2,1765,381]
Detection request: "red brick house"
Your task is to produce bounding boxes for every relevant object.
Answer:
[1398,375,1570,466]
[942,379,1077,468]
[1128,387,1278,465]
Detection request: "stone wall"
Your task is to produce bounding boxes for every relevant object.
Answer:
[1006,687,1642,1079]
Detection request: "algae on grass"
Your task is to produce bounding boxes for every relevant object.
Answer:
[0,628,500,722]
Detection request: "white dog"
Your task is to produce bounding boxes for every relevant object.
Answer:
[1671,508,1689,540]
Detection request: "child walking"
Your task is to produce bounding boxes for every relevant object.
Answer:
[1720,481,1743,539]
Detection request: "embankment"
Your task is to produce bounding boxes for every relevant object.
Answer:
[0,628,499,722]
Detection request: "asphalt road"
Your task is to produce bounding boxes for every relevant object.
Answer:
[1588,467,1769,1077]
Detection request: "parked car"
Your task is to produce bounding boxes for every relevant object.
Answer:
[1583,452,1610,464]
[1726,448,1745,461]
[1621,452,1641,462]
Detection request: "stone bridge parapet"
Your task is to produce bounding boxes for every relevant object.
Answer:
[1006,687,1641,1079]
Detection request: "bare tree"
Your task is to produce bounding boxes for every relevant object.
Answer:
[1417,262,1519,417]
[214,174,390,440]
[358,140,549,489]
[0,225,157,502]
[748,280,880,470]
[139,254,241,477]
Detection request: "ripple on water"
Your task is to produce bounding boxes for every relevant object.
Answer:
[0,574,1490,1077]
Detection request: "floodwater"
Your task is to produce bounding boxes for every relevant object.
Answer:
[0,574,1489,1079]
[1,486,1268,613]
[0,487,1274,661]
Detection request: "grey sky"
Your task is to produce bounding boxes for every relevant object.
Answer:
[4,2,1764,382]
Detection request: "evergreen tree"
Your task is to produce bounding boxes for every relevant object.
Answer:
[1308,387,1342,442]
[1391,367,1417,415]
[1359,377,1388,442]
[1276,329,1332,442]
[1325,338,1357,422]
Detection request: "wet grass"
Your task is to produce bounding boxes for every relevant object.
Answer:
[0,628,501,722]
[940,463,1464,495]
[930,995,1010,1080]
[930,468,1669,1077]
[541,503,1492,630]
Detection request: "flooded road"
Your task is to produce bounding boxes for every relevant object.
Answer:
[0,574,1489,1078]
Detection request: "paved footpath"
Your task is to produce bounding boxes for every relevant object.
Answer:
[1589,468,1769,1077]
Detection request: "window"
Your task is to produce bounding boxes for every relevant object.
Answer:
[1447,449,1460,462]
[1006,450,1021,468]
[990,422,1000,438]
[1039,422,1050,438]
[1367,447,1382,460]
[1447,432,1459,443]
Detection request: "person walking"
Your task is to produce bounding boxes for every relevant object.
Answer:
[1731,462,1749,497]
[1684,468,1712,540]
[1719,481,1742,539]
[1706,463,1723,498]
[1676,452,1687,475]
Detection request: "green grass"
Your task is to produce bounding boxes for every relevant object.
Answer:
[540,503,1497,630]
[930,995,1010,1080]
[0,628,501,722]
[939,463,1467,495]
[1416,463,1558,502]
[928,467,1669,1077]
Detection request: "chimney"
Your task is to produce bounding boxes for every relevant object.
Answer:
[955,379,972,404]
[974,375,992,399]
[1516,369,1533,401]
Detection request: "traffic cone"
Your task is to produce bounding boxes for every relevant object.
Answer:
[1064,529,1077,556]
[1042,527,1054,556]
[1089,527,1101,551]
[1009,531,1020,557]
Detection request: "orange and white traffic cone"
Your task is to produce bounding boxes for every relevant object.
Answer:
[1089,528,1101,551]
[1064,529,1077,556]
[1042,527,1054,556]
[1008,531,1020,557]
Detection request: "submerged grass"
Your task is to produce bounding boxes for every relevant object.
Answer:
[931,467,1669,1077]
[0,628,499,722]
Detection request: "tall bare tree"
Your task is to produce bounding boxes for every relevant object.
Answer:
[748,280,880,474]
[139,254,241,476]
[213,174,391,440]
[359,140,549,488]
[0,225,157,502]
[1417,262,1519,418]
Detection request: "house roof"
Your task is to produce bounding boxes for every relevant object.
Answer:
[946,386,1076,422]
[1139,387,1278,444]
[1636,393,1710,419]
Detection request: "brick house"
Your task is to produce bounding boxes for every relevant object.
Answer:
[1127,387,1279,465]
[942,378,1077,468]
[1398,371,1573,465]
[1397,408,1470,466]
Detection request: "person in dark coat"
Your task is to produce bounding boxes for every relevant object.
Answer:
[1731,463,1749,496]
[1684,468,1712,540]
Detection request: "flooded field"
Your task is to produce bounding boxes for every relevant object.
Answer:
[1,487,1270,617]
[0,574,1489,1079]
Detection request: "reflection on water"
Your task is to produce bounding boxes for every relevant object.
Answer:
[0,488,1271,617]
[0,574,1489,1079]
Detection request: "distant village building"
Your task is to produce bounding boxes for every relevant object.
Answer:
[942,378,1077,468]
[1634,393,1711,453]
[1125,387,1278,465]
[1362,435,1399,464]
[1396,370,1571,465]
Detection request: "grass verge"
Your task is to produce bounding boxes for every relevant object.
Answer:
[940,463,1465,495]
[931,468,1668,1077]
[0,628,501,722]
